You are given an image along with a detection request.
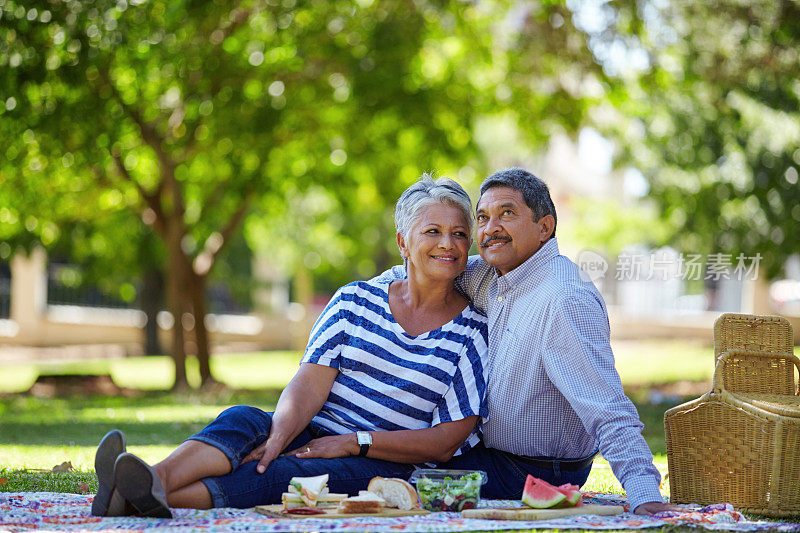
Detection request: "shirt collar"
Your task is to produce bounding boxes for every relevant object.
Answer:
[496,237,560,291]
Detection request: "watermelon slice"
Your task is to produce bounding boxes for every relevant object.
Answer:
[555,483,583,507]
[521,475,566,509]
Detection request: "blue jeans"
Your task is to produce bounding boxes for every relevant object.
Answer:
[188,405,416,508]
[437,442,594,499]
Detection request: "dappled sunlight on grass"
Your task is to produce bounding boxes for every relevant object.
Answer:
[0,365,37,394]
[112,356,199,390]
[1,445,98,470]
[613,340,713,385]
[0,351,304,393]
[585,454,670,497]
[77,404,229,423]
[210,351,302,390]
[0,389,282,476]
[584,465,623,494]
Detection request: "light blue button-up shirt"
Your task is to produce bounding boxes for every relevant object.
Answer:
[380,237,663,510]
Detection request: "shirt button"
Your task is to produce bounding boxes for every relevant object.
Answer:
[497,296,503,302]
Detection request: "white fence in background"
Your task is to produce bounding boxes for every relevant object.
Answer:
[0,248,313,353]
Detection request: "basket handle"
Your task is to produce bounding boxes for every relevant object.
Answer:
[713,349,800,394]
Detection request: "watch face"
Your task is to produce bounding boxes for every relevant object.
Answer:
[357,431,371,445]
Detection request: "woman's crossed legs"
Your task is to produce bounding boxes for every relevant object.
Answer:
[150,405,415,509]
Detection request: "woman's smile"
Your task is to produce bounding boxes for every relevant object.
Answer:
[398,202,471,279]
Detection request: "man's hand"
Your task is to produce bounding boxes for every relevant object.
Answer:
[633,501,687,515]
[241,438,284,474]
[284,434,360,459]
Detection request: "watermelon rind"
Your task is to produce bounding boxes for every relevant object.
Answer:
[552,488,582,508]
[521,475,567,509]
[555,484,582,507]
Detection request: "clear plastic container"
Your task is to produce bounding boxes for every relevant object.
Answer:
[409,469,487,512]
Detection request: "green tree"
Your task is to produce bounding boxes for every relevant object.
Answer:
[603,0,800,277]
[2,0,602,388]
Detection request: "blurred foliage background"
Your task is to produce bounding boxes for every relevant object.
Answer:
[1,0,798,387]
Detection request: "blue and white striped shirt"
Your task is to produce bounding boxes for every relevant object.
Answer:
[302,279,489,456]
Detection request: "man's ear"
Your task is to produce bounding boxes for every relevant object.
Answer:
[538,215,556,242]
[396,232,409,258]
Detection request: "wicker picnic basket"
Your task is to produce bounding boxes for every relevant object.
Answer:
[664,313,800,517]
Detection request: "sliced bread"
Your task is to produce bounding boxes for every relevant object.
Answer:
[337,492,385,514]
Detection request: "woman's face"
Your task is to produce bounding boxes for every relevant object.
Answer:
[398,202,471,282]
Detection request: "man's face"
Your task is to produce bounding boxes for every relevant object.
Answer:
[475,186,551,276]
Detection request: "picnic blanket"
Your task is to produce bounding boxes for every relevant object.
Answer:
[2,491,799,532]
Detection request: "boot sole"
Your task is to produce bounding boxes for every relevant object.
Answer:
[114,453,173,518]
[91,430,126,517]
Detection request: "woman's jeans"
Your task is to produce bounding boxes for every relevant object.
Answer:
[189,405,415,508]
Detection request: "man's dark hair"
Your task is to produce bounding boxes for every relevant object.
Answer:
[479,167,557,237]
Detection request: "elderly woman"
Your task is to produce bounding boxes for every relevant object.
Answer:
[92,175,488,517]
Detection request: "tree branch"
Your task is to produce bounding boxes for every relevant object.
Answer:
[215,190,254,261]
[96,66,175,201]
[111,152,167,237]
[196,178,232,224]
[193,190,254,277]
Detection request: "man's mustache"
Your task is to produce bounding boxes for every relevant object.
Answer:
[481,235,512,247]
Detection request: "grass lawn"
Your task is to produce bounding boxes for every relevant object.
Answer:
[0,341,698,497]
[0,351,304,393]
[611,339,714,385]
[0,388,282,493]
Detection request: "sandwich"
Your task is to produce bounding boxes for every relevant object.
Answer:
[367,477,420,510]
[281,489,347,509]
[282,474,347,510]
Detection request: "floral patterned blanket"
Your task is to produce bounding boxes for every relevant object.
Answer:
[2,491,798,532]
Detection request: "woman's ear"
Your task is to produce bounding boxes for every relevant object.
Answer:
[396,232,409,258]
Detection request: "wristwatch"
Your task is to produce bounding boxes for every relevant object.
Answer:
[356,431,372,457]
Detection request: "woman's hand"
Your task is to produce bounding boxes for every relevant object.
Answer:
[241,437,285,473]
[240,363,339,474]
[284,434,360,459]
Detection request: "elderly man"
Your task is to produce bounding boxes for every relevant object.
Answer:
[379,168,680,514]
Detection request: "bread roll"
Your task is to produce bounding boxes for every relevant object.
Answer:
[367,477,420,510]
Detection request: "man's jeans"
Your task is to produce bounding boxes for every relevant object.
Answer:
[189,405,415,508]
[437,442,594,499]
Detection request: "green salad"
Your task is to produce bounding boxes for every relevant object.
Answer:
[414,470,484,512]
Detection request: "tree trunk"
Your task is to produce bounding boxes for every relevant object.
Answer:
[141,268,164,355]
[189,271,214,386]
[165,223,189,390]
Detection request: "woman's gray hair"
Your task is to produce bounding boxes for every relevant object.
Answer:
[394,174,474,240]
